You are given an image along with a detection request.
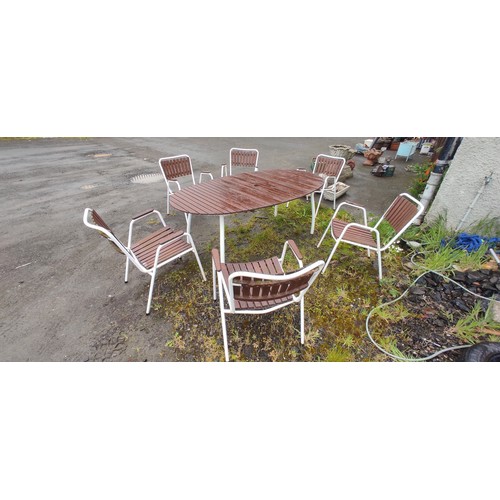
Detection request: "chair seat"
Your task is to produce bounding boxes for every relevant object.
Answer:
[220,256,291,310]
[84,207,207,315]
[132,227,188,269]
[332,219,377,248]
[318,193,424,281]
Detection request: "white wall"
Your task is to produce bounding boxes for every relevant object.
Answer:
[426,137,500,230]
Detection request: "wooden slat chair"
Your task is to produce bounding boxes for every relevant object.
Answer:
[317,193,424,280]
[159,154,213,215]
[83,207,206,314]
[212,240,324,361]
[311,154,346,220]
[221,148,259,177]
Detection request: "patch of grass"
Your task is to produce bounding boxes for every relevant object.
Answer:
[371,302,413,323]
[449,302,500,343]
[407,160,435,199]
[453,243,491,271]
[404,214,451,252]
[151,201,498,362]
[467,216,500,239]
[405,214,495,274]
[325,346,354,362]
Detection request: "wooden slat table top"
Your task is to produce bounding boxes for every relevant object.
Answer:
[169,169,324,216]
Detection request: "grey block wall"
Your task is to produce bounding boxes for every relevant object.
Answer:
[426,137,500,230]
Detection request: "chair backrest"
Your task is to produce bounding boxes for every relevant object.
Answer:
[83,208,131,258]
[159,155,195,183]
[230,148,259,170]
[227,260,324,311]
[313,154,346,178]
[376,193,424,249]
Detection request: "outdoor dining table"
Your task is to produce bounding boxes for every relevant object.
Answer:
[169,169,324,262]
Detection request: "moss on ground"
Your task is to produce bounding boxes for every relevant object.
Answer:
[154,199,415,362]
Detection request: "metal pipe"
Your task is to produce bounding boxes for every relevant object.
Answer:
[418,172,443,214]
[490,248,500,264]
[455,172,494,231]
[415,138,463,224]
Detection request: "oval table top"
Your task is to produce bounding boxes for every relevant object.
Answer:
[169,169,323,216]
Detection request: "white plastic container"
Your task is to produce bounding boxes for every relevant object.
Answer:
[420,142,432,155]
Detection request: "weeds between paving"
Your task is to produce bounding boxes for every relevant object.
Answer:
[153,201,500,362]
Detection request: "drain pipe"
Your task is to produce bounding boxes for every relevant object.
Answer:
[414,159,449,225]
[490,248,500,264]
[414,137,462,225]
[455,172,494,231]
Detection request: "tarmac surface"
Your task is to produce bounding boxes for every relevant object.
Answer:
[0,137,420,361]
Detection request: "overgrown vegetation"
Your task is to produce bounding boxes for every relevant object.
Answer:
[449,302,500,343]
[403,214,494,273]
[407,160,435,199]
[153,203,499,362]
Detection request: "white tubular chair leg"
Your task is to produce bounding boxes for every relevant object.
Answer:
[212,261,217,301]
[300,298,305,344]
[332,182,337,210]
[377,250,383,281]
[274,205,278,217]
[166,181,180,216]
[315,191,325,218]
[125,231,133,282]
[146,269,157,315]
[125,256,130,283]
[199,172,214,183]
[218,283,230,362]
[317,217,333,248]
[321,238,342,274]
[193,249,206,281]
[221,311,229,362]
[186,233,207,281]
[146,247,162,315]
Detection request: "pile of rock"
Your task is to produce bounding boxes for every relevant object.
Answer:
[410,269,499,312]
[389,268,500,361]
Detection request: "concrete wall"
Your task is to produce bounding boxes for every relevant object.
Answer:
[426,137,500,231]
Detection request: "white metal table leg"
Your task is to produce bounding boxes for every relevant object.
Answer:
[310,192,316,234]
[186,213,192,234]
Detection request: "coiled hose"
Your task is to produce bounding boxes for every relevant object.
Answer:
[365,253,500,362]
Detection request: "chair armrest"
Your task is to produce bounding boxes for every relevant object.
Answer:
[331,201,368,223]
[286,239,303,261]
[127,210,167,250]
[211,248,222,272]
[280,239,303,267]
[166,179,181,193]
[151,231,187,265]
[220,164,228,177]
[132,209,156,220]
[199,171,214,183]
[336,200,366,211]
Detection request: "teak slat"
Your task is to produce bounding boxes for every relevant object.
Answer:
[170,169,323,216]
[332,220,377,247]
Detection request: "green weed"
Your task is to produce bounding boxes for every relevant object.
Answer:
[407,160,435,199]
[325,346,354,362]
[450,302,500,343]
[151,200,499,362]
